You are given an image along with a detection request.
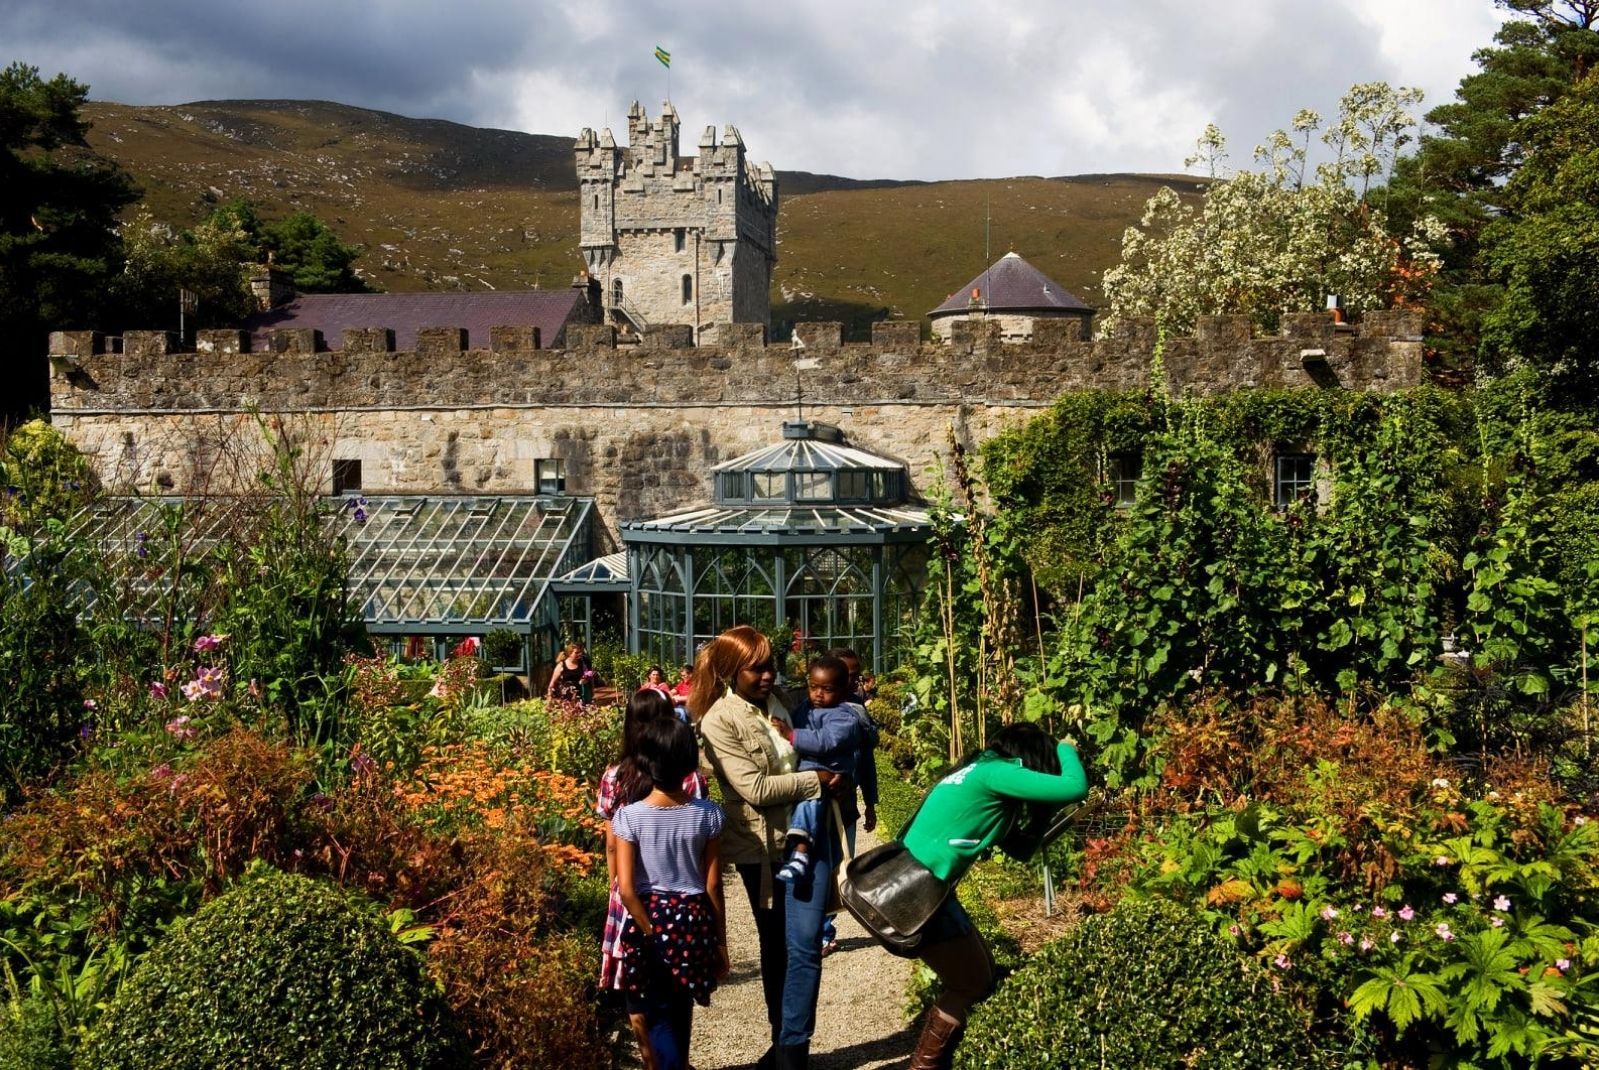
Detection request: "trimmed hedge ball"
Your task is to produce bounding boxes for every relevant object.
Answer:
[79,868,466,1070]
[955,896,1337,1070]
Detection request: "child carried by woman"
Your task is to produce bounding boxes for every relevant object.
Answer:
[773,654,872,884]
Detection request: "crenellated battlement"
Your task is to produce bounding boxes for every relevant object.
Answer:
[48,310,1423,412]
[45,311,1425,530]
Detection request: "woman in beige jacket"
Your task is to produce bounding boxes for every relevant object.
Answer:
[688,626,839,1070]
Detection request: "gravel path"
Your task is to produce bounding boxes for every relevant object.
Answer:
[690,841,916,1070]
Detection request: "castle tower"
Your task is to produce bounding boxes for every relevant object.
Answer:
[576,101,778,341]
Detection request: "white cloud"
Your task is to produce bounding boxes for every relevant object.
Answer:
[0,0,1509,179]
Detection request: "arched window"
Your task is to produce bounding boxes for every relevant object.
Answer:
[681,274,693,305]
[612,278,624,307]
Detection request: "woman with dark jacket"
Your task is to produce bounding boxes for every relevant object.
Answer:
[898,723,1088,1069]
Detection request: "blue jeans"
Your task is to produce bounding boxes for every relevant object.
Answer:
[624,985,693,1070]
[780,804,837,1046]
[736,811,840,1050]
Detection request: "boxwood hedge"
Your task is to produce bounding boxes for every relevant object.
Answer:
[955,897,1339,1070]
[78,869,466,1070]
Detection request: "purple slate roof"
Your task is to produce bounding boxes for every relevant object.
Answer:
[244,289,585,351]
[929,252,1092,316]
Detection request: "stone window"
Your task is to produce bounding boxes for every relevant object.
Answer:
[332,458,362,495]
[536,458,566,495]
[674,228,686,252]
[681,274,693,306]
[1106,451,1141,507]
[1274,453,1316,509]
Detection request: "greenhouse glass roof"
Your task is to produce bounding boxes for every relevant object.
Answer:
[42,495,593,634]
[620,502,935,546]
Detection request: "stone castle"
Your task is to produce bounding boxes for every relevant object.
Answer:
[46,102,1426,536]
[577,102,778,340]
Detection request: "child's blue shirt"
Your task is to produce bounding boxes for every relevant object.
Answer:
[788,699,879,807]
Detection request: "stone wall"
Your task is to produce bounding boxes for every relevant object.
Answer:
[47,310,1424,537]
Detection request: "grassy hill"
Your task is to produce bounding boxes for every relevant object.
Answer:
[81,98,1202,334]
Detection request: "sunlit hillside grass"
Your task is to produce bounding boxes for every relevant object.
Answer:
[83,99,1202,333]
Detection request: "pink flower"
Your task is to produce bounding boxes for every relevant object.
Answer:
[1442,893,1458,905]
[1398,905,1415,922]
[1350,903,1364,913]
[1556,958,1571,972]
[1320,905,1339,921]
[82,699,97,711]
[1371,906,1388,919]
[1490,916,1505,928]
[1434,855,1452,866]
[1272,954,1292,970]
[192,633,228,653]
[1227,924,1242,937]
[149,681,168,699]
[1435,923,1455,941]
[1359,937,1375,952]
[1337,931,1354,946]
[164,715,196,740]
[1494,895,1511,912]
[1390,931,1403,944]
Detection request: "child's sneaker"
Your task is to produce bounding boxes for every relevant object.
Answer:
[776,853,811,883]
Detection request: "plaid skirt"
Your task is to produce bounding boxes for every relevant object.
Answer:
[619,891,721,1006]
[599,881,628,991]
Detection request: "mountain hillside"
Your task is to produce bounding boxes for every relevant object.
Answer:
[81,98,1203,331]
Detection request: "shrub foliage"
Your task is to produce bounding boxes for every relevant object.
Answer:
[78,868,465,1070]
[956,897,1335,1069]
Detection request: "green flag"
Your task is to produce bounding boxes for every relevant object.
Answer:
[654,45,671,69]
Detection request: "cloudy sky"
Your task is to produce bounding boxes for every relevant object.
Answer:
[5,0,1507,180]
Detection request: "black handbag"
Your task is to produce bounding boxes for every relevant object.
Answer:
[835,797,949,958]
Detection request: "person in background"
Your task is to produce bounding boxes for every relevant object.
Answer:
[547,641,595,703]
[595,690,708,1070]
[670,664,694,721]
[640,665,673,700]
[613,717,729,1070]
[899,723,1087,1068]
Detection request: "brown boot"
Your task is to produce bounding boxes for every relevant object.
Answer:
[909,1007,963,1070]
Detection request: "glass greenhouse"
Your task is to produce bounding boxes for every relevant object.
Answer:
[41,495,595,665]
[617,422,936,672]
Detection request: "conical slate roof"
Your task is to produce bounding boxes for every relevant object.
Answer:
[929,252,1091,316]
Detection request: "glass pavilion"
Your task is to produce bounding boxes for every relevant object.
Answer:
[617,421,936,672]
[43,495,595,669]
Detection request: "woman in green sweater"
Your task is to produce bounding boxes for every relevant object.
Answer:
[899,723,1088,1070]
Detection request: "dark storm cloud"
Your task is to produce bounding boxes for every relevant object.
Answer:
[2,0,1504,178]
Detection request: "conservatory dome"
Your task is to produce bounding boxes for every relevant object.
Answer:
[609,421,939,669]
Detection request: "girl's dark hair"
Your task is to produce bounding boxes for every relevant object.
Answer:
[623,689,675,758]
[638,717,699,791]
[617,690,676,803]
[985,723,1061,776]
[647,665,665,680]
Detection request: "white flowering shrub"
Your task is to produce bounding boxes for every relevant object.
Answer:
[1101,83,1448,336]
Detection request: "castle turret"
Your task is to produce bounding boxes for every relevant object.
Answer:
[574,101,778,342]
